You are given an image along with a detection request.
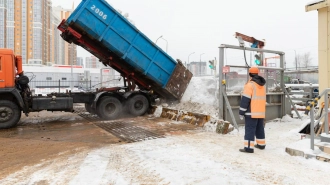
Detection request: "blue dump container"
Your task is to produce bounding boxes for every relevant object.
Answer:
[62,0,192,100]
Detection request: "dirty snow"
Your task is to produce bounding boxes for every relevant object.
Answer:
[2,76,330,185]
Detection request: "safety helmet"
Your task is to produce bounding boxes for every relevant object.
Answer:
[249,66,259,74]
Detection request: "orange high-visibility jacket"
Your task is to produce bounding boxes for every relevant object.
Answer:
[239,80,266,118]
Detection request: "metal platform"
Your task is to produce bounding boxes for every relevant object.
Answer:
[95,121,165,143]
[73,106,165,142]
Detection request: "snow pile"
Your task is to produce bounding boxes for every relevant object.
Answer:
[162,76,220,117]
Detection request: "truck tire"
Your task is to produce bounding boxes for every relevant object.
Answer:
[0,100,21,129]
[96,96,122,120]
[127,94,149,116]
[85,103,96,114]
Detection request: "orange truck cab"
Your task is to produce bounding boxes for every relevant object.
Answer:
[0,49,29,129]
[0,49,23,88]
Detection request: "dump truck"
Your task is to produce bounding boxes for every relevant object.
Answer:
[0,0,192,129]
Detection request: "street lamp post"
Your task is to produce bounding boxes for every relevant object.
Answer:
[156,35,162,43]
[155,35,168,53]
[161,37,168,53]
[200,53,205,76]
[187,52,195,69]
[294,50,298,78]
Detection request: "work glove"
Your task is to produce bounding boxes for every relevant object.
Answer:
[239,115,244,120]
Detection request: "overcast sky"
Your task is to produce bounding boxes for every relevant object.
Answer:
[53,0,318,69]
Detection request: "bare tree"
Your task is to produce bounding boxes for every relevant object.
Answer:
[294,52,312,69]
[301,52,312,68]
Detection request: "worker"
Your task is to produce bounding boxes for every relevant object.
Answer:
[239,66,266,153]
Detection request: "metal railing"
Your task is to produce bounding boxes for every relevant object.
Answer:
[308,89,330,150]
[218,44,299,126]
[28,79,123,94]
[286,84,319,105]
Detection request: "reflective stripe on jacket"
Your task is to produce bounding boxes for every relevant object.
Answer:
[239,81,266,118]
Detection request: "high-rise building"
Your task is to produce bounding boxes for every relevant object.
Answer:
[6,0,14,50]
[76,57,84,67]
[0,0,76,66]
[0,0,6,48]
[52,5,76,65]
[85,56,103,69]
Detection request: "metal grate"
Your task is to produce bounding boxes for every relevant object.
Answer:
[73,106,165,142]
[95,121,165,143]
[73,106,103,122]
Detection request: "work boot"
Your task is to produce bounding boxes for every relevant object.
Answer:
[239,148,253,153]
[255,144,265,150]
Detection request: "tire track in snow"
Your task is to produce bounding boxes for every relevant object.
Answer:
[69,148,121,185]
[98,146,169,185]
[0,147,90,185]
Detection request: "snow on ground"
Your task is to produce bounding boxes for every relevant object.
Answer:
[2,76,330,185]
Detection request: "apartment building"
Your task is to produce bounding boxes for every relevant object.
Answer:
[0,0,6,48]
[85,56,104,69]
[1,0,76,66]
[53,5,76,65]
[76,57,84,67]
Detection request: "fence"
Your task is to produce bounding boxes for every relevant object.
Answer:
[286,84,319,106]
[28,78,123,95]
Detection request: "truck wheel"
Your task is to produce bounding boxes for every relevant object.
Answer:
[85,103,96,114]
[0,100,21,129]
[127,94,149,116]
[96,97,122,120]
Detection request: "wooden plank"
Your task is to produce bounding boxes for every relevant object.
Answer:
[316,152,330,162]
[324,146,330,154]
[316,122,324,136]
[315,141,330,147]
[305,1,329,12]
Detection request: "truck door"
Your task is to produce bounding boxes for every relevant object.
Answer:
[0,56,4,88]
[0,54,15,88]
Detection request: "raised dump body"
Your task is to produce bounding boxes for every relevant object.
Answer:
[58,0,192,100]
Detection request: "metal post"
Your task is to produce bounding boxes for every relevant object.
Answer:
[280,54,285,117]
[214,57,217,77]
[71,59,74,91]
[161,37,168,53]
[218,46,224,119]
[294,50,298,78]
[156,35,162,43]
[325,93,329,135]
[188,52,195,69]
[200,53,205,76]
[265,69,269,93]
[310,84,313,100]
[310,106,315,150]
[250,52,252,66]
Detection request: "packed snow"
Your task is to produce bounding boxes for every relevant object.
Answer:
[2,76,330,185]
